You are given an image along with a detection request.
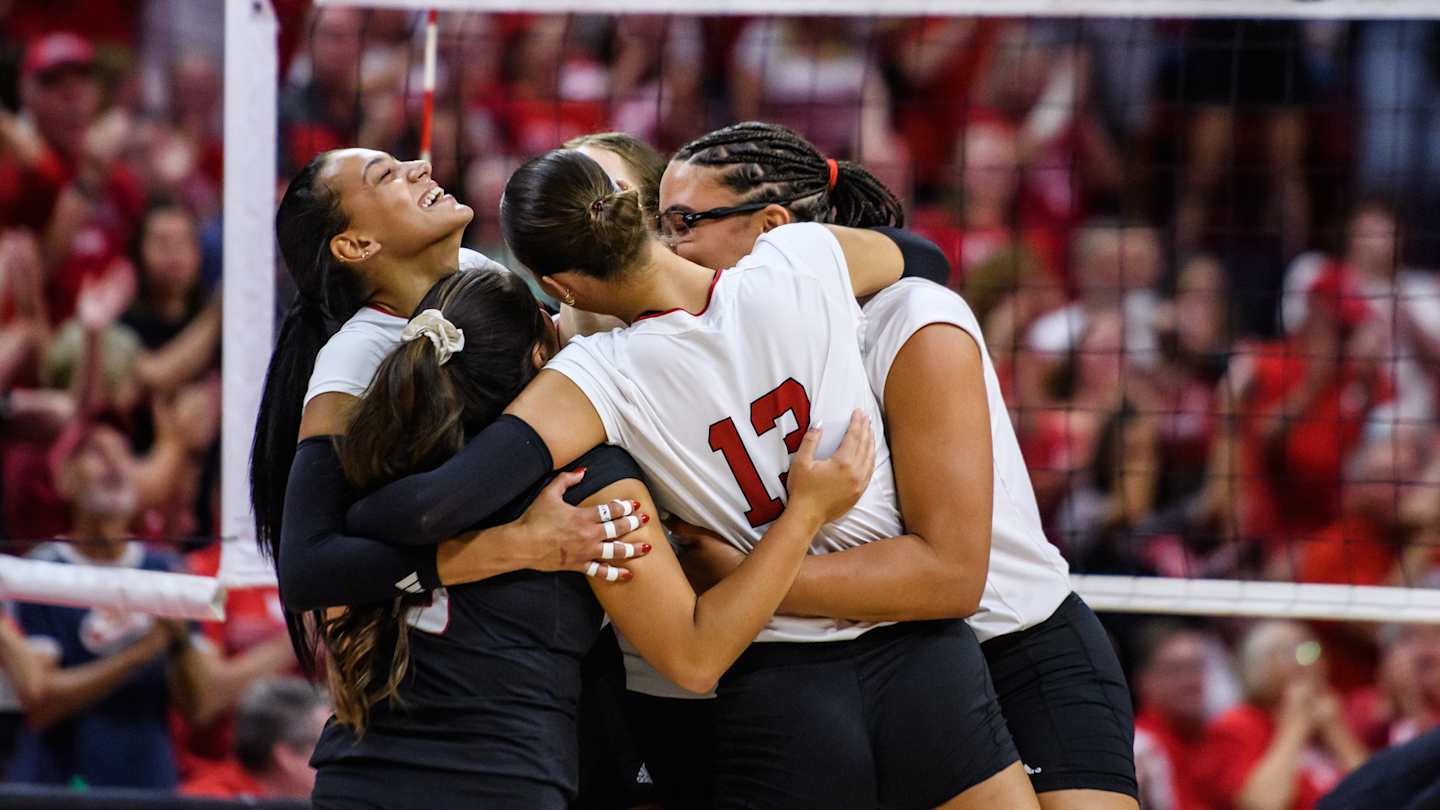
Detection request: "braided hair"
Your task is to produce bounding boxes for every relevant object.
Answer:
[672,122,904,229]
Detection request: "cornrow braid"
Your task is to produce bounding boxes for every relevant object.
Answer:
[673,121,904,228]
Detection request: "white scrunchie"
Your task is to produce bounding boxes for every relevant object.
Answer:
[401,309,465,366]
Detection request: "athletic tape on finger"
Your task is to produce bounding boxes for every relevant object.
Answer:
[618,500,634,517]
[586,561,600,578]
[625,515,640,532]
[604,521,618,540]
[602,543,615,560]
[598,503,613,522]
[617,542,635,559]
[605,566,620,582]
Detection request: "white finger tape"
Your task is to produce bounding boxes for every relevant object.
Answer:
[598,503,612,522]
[586,561,600,578]
[626,515,641,532]
[619,542,635,559]
[605,566,620,582]
[604,521,618,540]
[619,500,635,517]
[602,542,615,560]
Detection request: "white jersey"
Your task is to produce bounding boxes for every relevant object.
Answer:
[862,279,1071,641]
[304,248,505,406]
[548,223,902,644]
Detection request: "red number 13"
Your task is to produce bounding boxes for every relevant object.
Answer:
[707,378,812,528]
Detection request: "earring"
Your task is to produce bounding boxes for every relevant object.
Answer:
[562,289,576,307]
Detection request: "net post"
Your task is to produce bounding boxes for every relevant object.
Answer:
[221,0,280,587]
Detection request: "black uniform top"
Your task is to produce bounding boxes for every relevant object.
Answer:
[307,442,643,798]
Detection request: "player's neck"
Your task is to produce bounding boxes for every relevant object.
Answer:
[614,242,717,324]
[369,234,463,316]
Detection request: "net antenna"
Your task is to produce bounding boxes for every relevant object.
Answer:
[420,8,438,162]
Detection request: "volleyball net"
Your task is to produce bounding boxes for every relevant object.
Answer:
[23,0,1440,627]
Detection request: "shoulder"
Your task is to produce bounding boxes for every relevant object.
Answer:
[740,222,841,274]
[559,446,646,506]
[26,542,67,564]
[865,278,978,334]
[458,247,509,274]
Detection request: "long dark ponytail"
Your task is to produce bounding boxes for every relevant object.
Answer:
[325,269,549,732]
[250,152,369,673]
[673,121,905,229]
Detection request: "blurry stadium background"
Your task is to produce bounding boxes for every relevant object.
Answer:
[0,1,1438,807]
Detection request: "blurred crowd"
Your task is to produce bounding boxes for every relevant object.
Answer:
[0,2,1438,807]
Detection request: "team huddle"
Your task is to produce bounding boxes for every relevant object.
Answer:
[252,123,1138,809]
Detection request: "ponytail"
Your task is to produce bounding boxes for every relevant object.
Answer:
[250,152,367,675]
[324,268,548,733]
[673,121,905,229]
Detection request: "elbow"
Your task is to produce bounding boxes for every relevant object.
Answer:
[277,560,322,614]
[658,656,721,695]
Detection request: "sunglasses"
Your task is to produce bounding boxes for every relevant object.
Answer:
[657,194,808,242]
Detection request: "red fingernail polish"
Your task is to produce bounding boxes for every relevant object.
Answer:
[620,570,633,581]
[641,543,652,554]
[576,467,588,475]
[630,500,641,510]
[641,514,650,525]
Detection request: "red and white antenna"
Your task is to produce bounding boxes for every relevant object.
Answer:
[419,9,438,162]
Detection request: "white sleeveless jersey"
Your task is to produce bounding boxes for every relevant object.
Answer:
[861,279,1071,641]
[304,248,505,406]
[547,223,901,644]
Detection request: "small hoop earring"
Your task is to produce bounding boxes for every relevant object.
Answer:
[562,289,577,307]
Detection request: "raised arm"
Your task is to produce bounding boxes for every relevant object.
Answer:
[591,411,875,693]
[343,369,607,545]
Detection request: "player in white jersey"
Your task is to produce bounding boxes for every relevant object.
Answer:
[251,149,653,675]
[658,122,1138,810]
[342,149,1038,810]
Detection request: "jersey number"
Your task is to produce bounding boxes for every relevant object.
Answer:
[707,378,811,528]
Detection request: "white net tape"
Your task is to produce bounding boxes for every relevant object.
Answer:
[0,556,225,622]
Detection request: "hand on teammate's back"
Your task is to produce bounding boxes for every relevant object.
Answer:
[784,409,876,526]
[508,468,653,581]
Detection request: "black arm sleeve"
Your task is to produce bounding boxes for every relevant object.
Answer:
[871,226,952,287]
[278,438,442,613]
[344,413,554,546]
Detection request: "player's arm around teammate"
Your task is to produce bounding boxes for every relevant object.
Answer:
[586,410,875,693]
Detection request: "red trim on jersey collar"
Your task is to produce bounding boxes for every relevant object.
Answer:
[632,268,725,323]
[365,302,403,318]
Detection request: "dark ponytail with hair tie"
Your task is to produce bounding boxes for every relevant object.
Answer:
[250,152,370,676]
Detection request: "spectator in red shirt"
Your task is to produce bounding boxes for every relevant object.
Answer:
[1133,623,1215,810]
[182,677,328,800]
[0,32,144,324]
[909,118,1064,289]
[1197,621,1367,810]
[1232,269,1394,568]
[1348,624,1440,752]
[1298,431,1431,693]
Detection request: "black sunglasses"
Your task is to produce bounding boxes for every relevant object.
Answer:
[657,195,807,241]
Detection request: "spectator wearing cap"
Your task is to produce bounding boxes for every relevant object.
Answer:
[1227,267,1395,573]
[1281,200,1440,431]
[0,31,144,324]
[181,678,328,800]
[1196,621,1367,810]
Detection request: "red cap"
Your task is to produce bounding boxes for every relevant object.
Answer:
[1308,267,1370,330]
[22,32,96,80]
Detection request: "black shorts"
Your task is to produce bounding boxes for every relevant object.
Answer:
[712,620,1018,810]
[312,758,565,810]
[624,691,717,809]
[981,592,1138,799]
[576,627,658,809]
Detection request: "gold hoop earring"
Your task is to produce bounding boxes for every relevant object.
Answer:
[562,289,576,307]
